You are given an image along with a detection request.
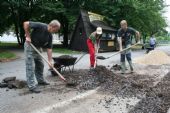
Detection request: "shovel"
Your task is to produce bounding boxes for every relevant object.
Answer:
[94,47,99,68]
[74,52,87,65]
[97,43,139,60]
[30,43,66,82]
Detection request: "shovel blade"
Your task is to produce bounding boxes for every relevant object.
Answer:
[97,56,106,60]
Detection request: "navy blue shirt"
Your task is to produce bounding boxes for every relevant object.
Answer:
[117,27,137,46]
[30,21,53,49]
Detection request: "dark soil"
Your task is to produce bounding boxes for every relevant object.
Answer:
[129,72,170,113]
[110,64,121,71]
[64,66,111,90]
[58,55,75,59]
[64,66,154,98]
[63,65,170,113]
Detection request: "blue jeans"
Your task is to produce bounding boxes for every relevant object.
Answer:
[120,44,132,62]
[24,42,45,90]
[150,44,155,49]
[121,52,132,62]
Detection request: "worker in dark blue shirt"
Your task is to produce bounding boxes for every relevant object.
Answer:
[117,20,140,74]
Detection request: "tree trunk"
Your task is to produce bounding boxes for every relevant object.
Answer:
[19,23,25,45]
[9,4,22,45]
[62,16,69,47]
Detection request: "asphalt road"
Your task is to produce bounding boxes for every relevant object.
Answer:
[0,46,170,113]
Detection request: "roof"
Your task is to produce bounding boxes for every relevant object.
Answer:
[80,10,117,35]
[90,20,116,32]
[80,10,93,37]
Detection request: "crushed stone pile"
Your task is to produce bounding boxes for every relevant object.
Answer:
[65,66,154,98]
[129,72,170,113]
[64,65,170,112]
[65,66,112,90]
[134,50,170,65]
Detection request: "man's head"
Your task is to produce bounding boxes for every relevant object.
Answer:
[48,20,61,33]
[120,20,128,30]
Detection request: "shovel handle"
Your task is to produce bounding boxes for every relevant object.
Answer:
[74,52,87,65]
[30,43,66,81]
[107,43,139,59]
[94,47,99,68]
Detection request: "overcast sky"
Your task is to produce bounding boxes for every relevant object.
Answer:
[164,0,170,31]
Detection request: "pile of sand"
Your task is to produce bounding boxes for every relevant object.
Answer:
[134,50,170,65]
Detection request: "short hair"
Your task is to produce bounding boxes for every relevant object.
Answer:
[120,20,127,25]
[49,20,61,28]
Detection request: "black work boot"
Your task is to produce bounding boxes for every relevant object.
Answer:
[30,87,41,93]
[128,61,134,73]
[121,62,126,74]
[38,81,50,86]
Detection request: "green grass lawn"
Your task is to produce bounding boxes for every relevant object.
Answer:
[0,43,18,61]
[53,48,80,54]
[0,42,18,47]
[0,51,16,60]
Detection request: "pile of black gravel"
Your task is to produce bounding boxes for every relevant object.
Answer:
[64,66,111,90]
[65,65,154,98]
[129,72,170,113]
[64,66,170,113]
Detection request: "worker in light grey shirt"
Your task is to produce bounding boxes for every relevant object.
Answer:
[149,34,156,49]
[23,20,60,93]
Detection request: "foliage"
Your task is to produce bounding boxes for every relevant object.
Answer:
[53,48,80,54]
[0,0,168,46]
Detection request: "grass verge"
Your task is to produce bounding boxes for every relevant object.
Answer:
[53,48,80,54]
[0,42,18,47]
[0,50,16,62]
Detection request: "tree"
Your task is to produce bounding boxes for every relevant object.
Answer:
[0,0,65,45]
[99,0,167,35]
[0,0,167,46]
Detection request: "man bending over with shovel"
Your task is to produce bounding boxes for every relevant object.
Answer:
[118,20,140,74]
[23,20,60,93]
[87,27,102,74]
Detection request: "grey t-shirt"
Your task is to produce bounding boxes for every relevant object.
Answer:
[117,27,137,46]
[30,21,52,49]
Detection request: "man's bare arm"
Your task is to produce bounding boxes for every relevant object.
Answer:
[23,21,31,43]
[47,48,53,68]
[118,37,123,51]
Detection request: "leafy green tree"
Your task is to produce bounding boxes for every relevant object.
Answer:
[0,0,167,46]
[0,0,65,45]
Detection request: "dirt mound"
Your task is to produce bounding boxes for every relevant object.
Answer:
[129,72,170,113]
[64,65,170,113]
[58,55,75,59]
[134,50,170,65]
[110,64,121,71]
[65,66,112,90]
[65,66,154,98]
